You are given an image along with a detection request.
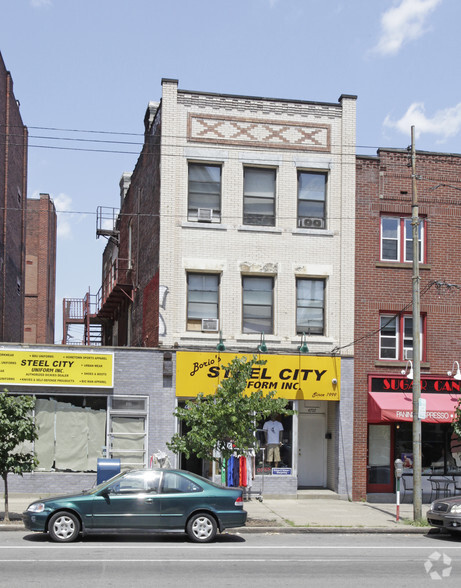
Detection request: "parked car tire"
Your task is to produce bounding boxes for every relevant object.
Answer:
[186,512,217,543]
[48,511,80,543]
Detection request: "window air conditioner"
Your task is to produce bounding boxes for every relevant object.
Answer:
[404,348,413,360]
[298,217,325,229]
[197,208,213,222]
[202,318,219,332]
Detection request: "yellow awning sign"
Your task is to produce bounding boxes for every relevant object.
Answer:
[0,350,114,388]
[176,351,340,400]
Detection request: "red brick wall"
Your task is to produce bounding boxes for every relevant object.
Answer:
[24,194,57,343]
[354,149,461,499]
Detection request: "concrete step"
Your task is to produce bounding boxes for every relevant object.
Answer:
[296,489,340,500]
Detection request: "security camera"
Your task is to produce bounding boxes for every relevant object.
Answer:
[332,378,338,385]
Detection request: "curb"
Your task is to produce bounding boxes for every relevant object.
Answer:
[230,525,432,534]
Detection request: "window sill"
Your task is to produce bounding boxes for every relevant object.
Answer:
[290,337,335,346]
[237,225,282,234]
[376,261,431,270]
[234,335,282,344]
[292,228,334,237]
[374,360,430,369]
[181,221,227,230]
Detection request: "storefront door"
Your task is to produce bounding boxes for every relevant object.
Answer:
[367,424,393,493]
[298,413,326,487]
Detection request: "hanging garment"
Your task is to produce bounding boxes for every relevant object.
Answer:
[232,455,240,487]
[221,458,226,485]
[239,456,247,487]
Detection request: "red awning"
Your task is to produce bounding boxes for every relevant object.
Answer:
[368,392,461,424]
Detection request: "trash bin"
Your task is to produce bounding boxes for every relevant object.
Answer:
[97,458,121,485]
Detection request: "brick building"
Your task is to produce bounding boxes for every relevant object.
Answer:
[24,193,57,344]
[0,52,28,342]
[355,148,461,501]
[91,80,358,497]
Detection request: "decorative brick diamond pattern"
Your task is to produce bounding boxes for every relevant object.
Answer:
[188,114,330,152]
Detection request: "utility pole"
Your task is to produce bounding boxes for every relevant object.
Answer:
[411,125,422,521]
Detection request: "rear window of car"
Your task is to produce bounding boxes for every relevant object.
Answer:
[161,472,202,494]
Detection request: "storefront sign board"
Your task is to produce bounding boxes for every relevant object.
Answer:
[176,351,340,400]
[0,350,114,388]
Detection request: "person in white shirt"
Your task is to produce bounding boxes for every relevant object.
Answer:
[263,415,284,467]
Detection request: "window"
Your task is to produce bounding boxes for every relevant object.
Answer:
[296,279,325,335]
[33,395,107,472]
[107,396,148,469]
[395,423,461,476]
[379,314,424,360]
[297,171,327,229]
[188,163,221,222]
[242,276,273,334]
[161,472,202,494]
[380,217,425,262]
[187,273,219,331]
[243,168,276,226]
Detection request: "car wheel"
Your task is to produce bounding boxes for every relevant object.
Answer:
[186,513,218,543]
[48,512,80,543]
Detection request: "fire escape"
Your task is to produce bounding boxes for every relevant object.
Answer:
[62,207,134,346]
[62,292,102,345]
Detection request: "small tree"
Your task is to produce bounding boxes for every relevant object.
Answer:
[0,390,38,522]
[167,356,294,466]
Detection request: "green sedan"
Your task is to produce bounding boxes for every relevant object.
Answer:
[23,468,247,543]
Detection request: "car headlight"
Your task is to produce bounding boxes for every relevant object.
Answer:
[27,502,45,513]
[450,504,461,514]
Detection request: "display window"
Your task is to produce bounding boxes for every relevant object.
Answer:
[255,406,293,475]
[395,422,461,475]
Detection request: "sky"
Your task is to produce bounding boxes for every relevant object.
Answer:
[1,0,460,343]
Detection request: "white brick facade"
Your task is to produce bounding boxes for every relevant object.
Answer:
[157,80,356,356]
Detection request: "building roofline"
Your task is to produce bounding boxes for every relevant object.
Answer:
[174,86,356,109]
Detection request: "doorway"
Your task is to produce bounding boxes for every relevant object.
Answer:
[297,413,326,487]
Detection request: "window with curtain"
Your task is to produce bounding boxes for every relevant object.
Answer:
[188,163,221,222]
[107,396,148,469]
[187,273,219,331]
[243,167,276,226]
[34,396,106,472]
[296,278,325,335]
[242,276,274,334]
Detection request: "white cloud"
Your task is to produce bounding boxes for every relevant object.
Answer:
[53,193,78,239]
[373,0,442,56]
[383,101,461,141]
[30,0,52,7]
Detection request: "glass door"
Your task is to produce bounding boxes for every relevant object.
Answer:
[367,424,393,493]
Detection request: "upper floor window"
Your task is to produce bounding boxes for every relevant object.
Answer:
[380,217,425,262]
[187,273,219,332]
[242,276,273,334]
[243,168,276,226]
[297,171,327,229]
[188,164,221,222]
[379,313,424,361]
[296,278,325,335]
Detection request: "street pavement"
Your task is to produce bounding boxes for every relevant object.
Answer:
[0,491,431,534]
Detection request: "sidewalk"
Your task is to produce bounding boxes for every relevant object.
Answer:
[1,493,431,534]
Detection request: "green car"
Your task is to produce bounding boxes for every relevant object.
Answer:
[23,468,247,543]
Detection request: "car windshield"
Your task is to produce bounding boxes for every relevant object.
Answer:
[86,471,127,495]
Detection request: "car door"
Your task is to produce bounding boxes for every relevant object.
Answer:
[158,471,204,529]
[90,470,162,530]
